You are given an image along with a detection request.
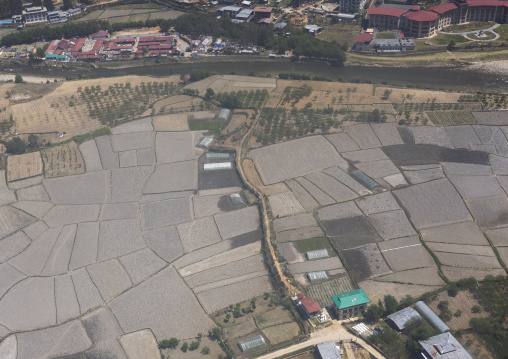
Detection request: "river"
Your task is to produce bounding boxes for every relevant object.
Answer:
[1,58,507,92]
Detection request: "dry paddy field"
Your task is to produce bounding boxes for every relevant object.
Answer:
[0,118,273,358]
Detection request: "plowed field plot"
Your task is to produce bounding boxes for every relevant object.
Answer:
[466,195,508,228]
[427,290,488,330]
[426,111,475,126]
[445,125,481,148]
[375,267,445,286]
[304,277,355,307]
[254,306,293,329]
[7,152,43,182]
[248,136,347,185]
[394,178,472,229]
[325,216,382,250]
[342,244,391,282]
[262,322,300,345]
[42,142,85,178]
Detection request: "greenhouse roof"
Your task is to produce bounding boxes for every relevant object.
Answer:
[206,152,230,160]
[204,162,232,171]
[308,271,328,282]
[239,335,266,352]
[306,249,329,260]
[351,170,380,189]
[230,193,244,205]
[331,289,370,310]
[198,137,213,148]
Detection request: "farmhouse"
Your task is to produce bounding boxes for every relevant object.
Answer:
[331,289,370,320]
[253,6,274,20]
[419,333,472,359]
[295,293,322,317]
[367,0,508,38]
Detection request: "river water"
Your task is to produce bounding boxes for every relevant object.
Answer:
[1,59,507,92]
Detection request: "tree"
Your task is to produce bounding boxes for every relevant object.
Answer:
[158,338,179,349]
[43,0,55,11]
[398,295,415,310]
[205,88,215,100]
[472,305,482,313]
[62,0,73,10]
[9,0,23,16]
[181,342,188,352]
[28,134,39,149]
[447,40,456,50]
[448,283,459,297]
[36,46,46,58]
[5,136,26,154]
[14,74,23,83]
[201,346,210,354]
[364,304,384,323]
[384,295,398,315]
[189,341,200,350]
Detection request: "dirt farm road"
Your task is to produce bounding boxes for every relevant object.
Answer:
[256,322,386,359]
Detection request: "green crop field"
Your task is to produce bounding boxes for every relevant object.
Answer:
[295,237,332,253]
[305,277,355,307]
[426,110,476,126]
[189,120,227,134]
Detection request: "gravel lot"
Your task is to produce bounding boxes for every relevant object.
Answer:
[394,179,472,229]
[325,133,360,152]
[249,136,347,185]
[445,126,481,149]
[109,266,215,339]
[268,192,305,218]
[344,124,382,149]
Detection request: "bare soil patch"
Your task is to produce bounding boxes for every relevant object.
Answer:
[7,152,43,182]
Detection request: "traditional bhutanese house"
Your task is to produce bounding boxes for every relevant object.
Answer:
[402,10,439,38]
[253,6,274,20]
[428,2,459,30]
[331,289,370,320]
[300,297,321,317]
[367,7,407,30]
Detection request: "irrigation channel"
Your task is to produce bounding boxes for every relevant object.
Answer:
[2,58,508,93]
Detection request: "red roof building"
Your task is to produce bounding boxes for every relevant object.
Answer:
[355,32,374,43]
[72,38,86,52]
[428,2,458,14]
[367,7,408,17]
[46,40,58,54]
[300,297,321,315]
[404,10,439,21]
[253,6,274,19]
[367,7,408,30]
[92,37,104,52]
[403,10,439,37]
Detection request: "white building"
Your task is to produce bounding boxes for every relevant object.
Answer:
[336,0,366,14]
[22,6,47,23]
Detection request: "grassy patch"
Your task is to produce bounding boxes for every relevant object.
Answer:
[295,237,332,253]
[446,21,496,33]
[317,30,358,48]
[129,13,150,22]
[109,15,131,24]
[494,24,508,42]
[73,127,111,144]
[105,3,165,10]
[189,120,227,134]
[432,34,470,46]
[76,10,104,21]
[375,32,398,39]
[426,110,475,126]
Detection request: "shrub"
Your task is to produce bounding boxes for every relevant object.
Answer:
[181,342,188,352]
[158,338,179,349]
[4,136,26,154]
[14,74,23,83]
[189,341,200,351]
[201,346,210,354]
[472,305,482,313]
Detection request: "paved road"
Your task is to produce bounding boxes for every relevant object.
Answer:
[255,322,386,359]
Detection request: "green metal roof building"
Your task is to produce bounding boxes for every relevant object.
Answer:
[331,289,370,320]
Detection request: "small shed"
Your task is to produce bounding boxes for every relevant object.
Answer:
[415,301,450,333]
[198,137,213,148]
[238,335,266,352]
[304,24,322,35]
[387,307,422,331]
[316,342,341,359]
[306,249,329,260]
[308,271,328,282]
[230,193,244,205]
[204,162,232,171]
